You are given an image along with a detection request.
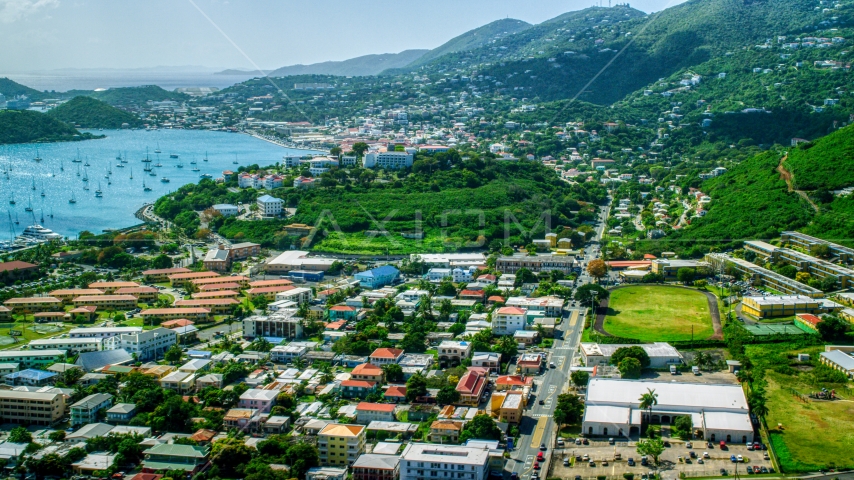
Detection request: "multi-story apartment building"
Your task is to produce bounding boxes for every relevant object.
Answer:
[274,287,313,305]
[142,267,191,283]
[140,308,211,323]
[72,295,138,310]
[242,313,304,339]
[497,391,524,424]
[399,444,490,480]
[191,276,250,289]
[363,151,414,169]
[119,328,177,361]
[318,423,366,466]
[173,298,239,315]
[491,306,527,335]
[505,296,565,317]
[257,194,284,217]
[3,297,62,313]
[496,254,577,274]
[160,371,196,393]
[70,393,113,426]
[781,231,854,265]
[352,454,400,480]
[0,350,66,368]
[87,281,140,294]
[69,327,142,339]
[167,271,220,288]
[0,390,66,426]
[705,253,824,298]
[115,287,159,303]
[29,338,104,353]
[49,289,105,305]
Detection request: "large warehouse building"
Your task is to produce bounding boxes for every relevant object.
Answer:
[582,378,754,443]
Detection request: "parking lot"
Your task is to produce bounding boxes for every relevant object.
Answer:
[550,439,774,480]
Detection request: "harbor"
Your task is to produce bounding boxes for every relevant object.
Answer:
[0,128,320,243]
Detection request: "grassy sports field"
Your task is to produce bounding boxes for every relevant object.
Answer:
[765,371,854,471]
[602,285,714,341]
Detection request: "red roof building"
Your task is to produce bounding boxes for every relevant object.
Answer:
[455,370,487,406]
[384,386,407,402]
[495,375,534,390]
[369,348,404,365]
[351,363,384,382]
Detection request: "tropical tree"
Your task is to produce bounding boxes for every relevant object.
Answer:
[586,259,608,282]
[636,438,665,464]
[639,388,658,429]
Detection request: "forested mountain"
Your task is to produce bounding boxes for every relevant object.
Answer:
[260,50,430,77]
[0,77,44,100]
[83,85,189,108]
[47,96,143,129]
[395,18,532,71]
[650,124,854,255]
[0,110,98,144]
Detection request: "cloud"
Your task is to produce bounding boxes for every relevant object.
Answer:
[0,0,59,23]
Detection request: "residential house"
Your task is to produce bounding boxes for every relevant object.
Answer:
[141,444,210,474]
[340,380,379,399]
[355,402,396,424]
[350,363,385,383]
[70,393,114,426]
[437,340,473,366]
[429,420,465,443]
[369,348,404,366]
[516,353,543,375]
[106,403,137,424]
[238,389,278,413]
[352,454,400,480]
[455,369,487,406]
[355,266,400,289]
[160,371,196,393]
[471,352,501,374]
[257,194,284,217]
[384,386,407,403]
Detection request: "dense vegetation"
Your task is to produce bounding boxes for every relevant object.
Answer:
[85,85,189,108]
[153,152,607,253]
[0,77,43,100]
[264,49,429,77]
[0,110,100,145]
[47,96,143,129]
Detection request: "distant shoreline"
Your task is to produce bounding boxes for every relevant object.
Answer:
[241,131,328,154]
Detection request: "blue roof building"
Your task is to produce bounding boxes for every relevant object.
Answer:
[354,266,400,289]
[4,368,58,387]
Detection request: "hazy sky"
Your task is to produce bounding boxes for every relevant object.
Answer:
[0,0,687,72]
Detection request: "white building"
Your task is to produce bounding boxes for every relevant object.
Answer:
[363,151,414,170]
[582,378,754,443]
[212,204,239,217]
[238,388,278,412]
[505,296,564,316]
[29,338,105,353]
[270,342,316,363]
[412,253,486,268]
[275,287,313,305]
[69,327,143,339]
[119,328,177,362]
[256,194,284,217]
[436,340,472,365]
[580,343,684,368]
[492,306,527,335]
[399,444,490,480]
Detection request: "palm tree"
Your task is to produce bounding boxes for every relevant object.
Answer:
[639,388,659,431]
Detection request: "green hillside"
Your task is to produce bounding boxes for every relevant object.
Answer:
[87,85,189,107]
[400,18,532,70]
[266,50,429,77]
[47,96,143,129]
[0,77,43,100]
[0,110,98,144]
[652,124,854,255]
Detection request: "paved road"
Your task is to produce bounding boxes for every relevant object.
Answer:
[507,307,587,480]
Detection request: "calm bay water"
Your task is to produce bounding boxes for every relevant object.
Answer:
[0,129,315,239]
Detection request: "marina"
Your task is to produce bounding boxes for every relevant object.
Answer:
[1,129,319,241]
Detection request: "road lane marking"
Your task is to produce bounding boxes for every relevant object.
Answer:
[530,416,549,448]
[568,310,579,327]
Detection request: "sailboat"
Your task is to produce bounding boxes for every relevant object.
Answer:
[40,211,44,224]
[203,151,209,162]
[95,182,103,198]
[154,143,161,154]
[31,177,36,190]
[84,158,90,167]
[143,148,152,163]
[33,148,41,162]
[24,197,33,212]
[40,183,45,197]
[192,165,200,172]
[9,194,15,205]
[82,169,89,182]
[233,154,239,165]
[60,160,64,172]
[169,153,179,159]
[76,164,81,177]
[72,148,82,163]
[130,168,133,180]
[143,180,152,192]
[14,213,19,225]
[69,193,76,204]
[116,151,122,161]
[49,208,53,219]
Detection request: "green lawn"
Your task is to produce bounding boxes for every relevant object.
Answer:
[765,371,854,472]
[603,285,714,341]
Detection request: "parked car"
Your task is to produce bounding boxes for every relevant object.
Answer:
[730,455,738,463]
[540,443,547,451]
[627,458,635,466]
[737,455,744,462]
[609,438,615,445]
[537,452,544,462]
[563,458,570,466]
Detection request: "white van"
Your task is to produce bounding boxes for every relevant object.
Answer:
[692,366,700,375]
[670,365,677,375]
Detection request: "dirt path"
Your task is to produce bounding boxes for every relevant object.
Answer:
[777,154,820,213]
[594,285,723,340]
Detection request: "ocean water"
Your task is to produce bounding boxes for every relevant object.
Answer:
[0,129,317,239]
